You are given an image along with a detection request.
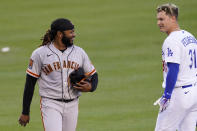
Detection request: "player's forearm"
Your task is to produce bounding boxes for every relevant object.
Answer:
[90,72,98,92]
[164,63,179,99]
[22,74,37,115]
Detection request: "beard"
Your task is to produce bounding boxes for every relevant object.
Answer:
[62,33,73,47]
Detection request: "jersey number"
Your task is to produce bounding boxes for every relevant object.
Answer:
[189,49,197,69]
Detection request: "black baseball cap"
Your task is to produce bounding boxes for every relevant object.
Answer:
[51,18,74,32]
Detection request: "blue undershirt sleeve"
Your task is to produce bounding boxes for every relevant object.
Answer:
[164,62,180,99]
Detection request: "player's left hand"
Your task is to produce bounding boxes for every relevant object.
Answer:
[73,80,92,92]
[159,97,170,113]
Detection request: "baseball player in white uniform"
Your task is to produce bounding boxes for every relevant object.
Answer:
[18,18,98,131]
[155,3,197,131]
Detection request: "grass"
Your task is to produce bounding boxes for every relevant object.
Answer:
[0,0,197,130]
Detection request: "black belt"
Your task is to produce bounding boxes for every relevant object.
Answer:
[53,98,76,103]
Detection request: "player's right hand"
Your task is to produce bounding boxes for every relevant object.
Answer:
[73,80,92,92]
[159,97,170,113]
[18,114,30,127]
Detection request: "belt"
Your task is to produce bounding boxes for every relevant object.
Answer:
[182,84,192,88]
[53,98,76,103]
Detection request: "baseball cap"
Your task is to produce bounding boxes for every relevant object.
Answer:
[51,18,74,32]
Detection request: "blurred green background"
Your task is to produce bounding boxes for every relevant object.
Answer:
[0,0,196,130]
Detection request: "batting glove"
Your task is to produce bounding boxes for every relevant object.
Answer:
[159,96,170,113]
[153,97,161,106]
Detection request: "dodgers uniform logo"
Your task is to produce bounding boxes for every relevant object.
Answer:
[167,48,173,57]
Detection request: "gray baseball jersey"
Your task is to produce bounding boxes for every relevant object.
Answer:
[26,43,96,99]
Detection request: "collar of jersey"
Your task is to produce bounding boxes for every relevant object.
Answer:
[49,42,74,55]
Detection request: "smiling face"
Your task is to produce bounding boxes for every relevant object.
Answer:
[156,3,179,35]
[54,29,76,50]
[157,11,174,34]
[63,29,76,44]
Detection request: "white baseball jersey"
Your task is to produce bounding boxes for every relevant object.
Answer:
[156,30,197,131]
[162,30,197,88]
[26,42,96,99]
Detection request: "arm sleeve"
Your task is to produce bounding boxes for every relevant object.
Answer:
[164,62,180,99]
[22,74,37,115]
[90,72,98,92]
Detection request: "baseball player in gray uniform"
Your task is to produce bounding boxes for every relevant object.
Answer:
[18,18,98,131]
[155,3,197,131]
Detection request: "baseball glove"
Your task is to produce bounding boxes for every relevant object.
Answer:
[69,67,90,86]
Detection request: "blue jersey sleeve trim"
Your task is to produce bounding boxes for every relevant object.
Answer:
[164,62,180,99]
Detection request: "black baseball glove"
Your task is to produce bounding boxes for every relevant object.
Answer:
[69,67,90,86]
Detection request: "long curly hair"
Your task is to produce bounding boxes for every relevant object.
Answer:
[40,29,56,46]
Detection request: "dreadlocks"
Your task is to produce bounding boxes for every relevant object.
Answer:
[41,30,53,46]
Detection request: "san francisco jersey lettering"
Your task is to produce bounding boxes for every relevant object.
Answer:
[26,43,96,99]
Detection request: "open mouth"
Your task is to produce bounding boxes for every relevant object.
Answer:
[159,26,164,29]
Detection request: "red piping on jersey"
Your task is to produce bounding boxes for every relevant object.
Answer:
[40,98,46,131]
[26,69,40,78]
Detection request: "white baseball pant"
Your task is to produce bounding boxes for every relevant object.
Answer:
[40,97,79,131]
[155,84,197,131]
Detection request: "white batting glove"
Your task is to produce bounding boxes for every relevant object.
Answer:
[153,97,161,106]
[159,97,170,113]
